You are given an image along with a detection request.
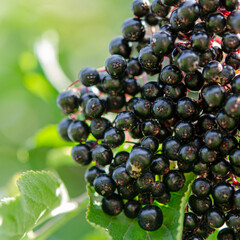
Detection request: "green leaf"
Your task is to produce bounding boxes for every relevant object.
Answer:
[0,170,68,240]
[87,173,195,240]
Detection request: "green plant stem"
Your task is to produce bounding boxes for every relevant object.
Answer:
[33,193,88,240]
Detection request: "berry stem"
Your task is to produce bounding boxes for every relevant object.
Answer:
[97,67,106,72]
[68,79,80,88]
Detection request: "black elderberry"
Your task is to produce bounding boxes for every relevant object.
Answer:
[133,98,152,118]
[224,94,240,118]
[93,174,116,197]
[84,98,105,118]
[163,170,185,192]
[58,118,73,141]
[211,159,230,178]
[150,154,170,175]
[176,97,198,120]
[178,145,197,163]
[202,61,223,83]
[114,111,137,131]
[124,78,140,96]
[217,228,235,240]
[212,182,234,205]
[160,64,183,86]
[188,195,212,215]
[79,67,100,87]
[121,18,145,42]
[112,165,132,186]
[151,181,166,197]
[131,0,150,17]
[106,93,126,111]
[184,212,199,232]
[191,31,210,52]
[184,70,204,91]
[206,207,225,228]
[114,151,129,166]
[226,210,240,231]
[177,50,200,73]
[124,200,141,219]
[104,127,125,148]
[140,136,159,153]
[67,120,89,142]
[162,137,181,160]
[105,54,127,79]
[163,82,187,101]
[57,90,79,114]
[109,36,132,59]
[151,0,170,17]
[90,117,111,139]
[152,97,174,121]
[71,144,91,165]
[206,13,226,35]
[126,146,152,178]
[141,81,162,101]
[84,166,105,186]
[204,129,223,149]
[118,182,138,200]
[219,135,238,155]
[136,171,155,193]
[91,144,113,166]
[174,121,194,142]
[126,58,142,77]
[138,205,163,231]
[102,194,123,216]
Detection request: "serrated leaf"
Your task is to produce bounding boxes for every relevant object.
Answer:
[87,173,195,240]
[0,170,68,240]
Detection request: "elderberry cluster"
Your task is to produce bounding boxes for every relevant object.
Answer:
[56,0,240,238]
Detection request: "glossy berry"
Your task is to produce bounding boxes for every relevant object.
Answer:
[150,154,169,175]
[102,194,123,216]
[212,182,234,204]
[199,0,219,13]
[84,166,105,185]
[184,70,204,91]
[151,0,170,17]
[211,159,230,178]
[121,18,145,42]
[176,97,198,120]
[92,144,113,166]
[204,129,223,149]
[124,78,140,96]
[216,110,238,131]
[234,190,240,210]
[219,135,238,155]
[104,127,125,148]
[174,121,194,142]
[90,117,111,139]
[136,172,155,193]
[124,200,141,219]
[109,36,131,59]
[202,61,223,83]
[193,161,209,175]
[131,0,150,17]
[138,46,161,72]
[206,13,226,35]
[160,65,183,86]
[114,111,137,131]
[58,118,73,141]
[232,75,240,94]
[126,146,152,178]
[140,136,159,153]
[222,32,240,53]
[141,81,162,101]
[112,165,131,186]
[151,31,174,57]
[94,174,116,197]
[57,90,79,114]
[67,120,89,142]
[162,137,181,160]
[224,94,240,118]
[163,170,185,192]
[118,182,138,200]
[191,32,210,52]
[151,181,166,197]
[206,207,225,228]
[126,58,142,77]
[105,54,127,79]
[133,98,152,118]
[79,67,100,87]
[184,212,199,231]
[178,145,197,163]
[217,228,235,240]
[71,144,91,165]
[226,210,240,231]
[138,205,163,231]
[152,97,174,121]
[177,50,200,73]
[114,151,129,166]
[188,195,212,215]
[84,98,105,118]
[197,114,217,133]
[163,82,187,101]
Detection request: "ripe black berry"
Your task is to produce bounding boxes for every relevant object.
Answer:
[102,194,123,216]
[138,205,163,231]
[93,174,116,197]
[57,90,79,114]
[163,170,185,192]
[79,67,100,87]
[124,200,141,219]
[92,144,113,166]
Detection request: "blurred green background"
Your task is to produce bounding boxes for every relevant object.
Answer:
[0,0,131,239]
